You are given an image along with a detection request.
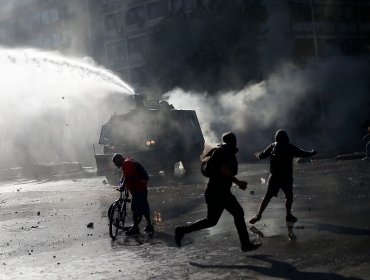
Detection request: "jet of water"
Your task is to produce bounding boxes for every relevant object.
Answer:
[0,47,135,170]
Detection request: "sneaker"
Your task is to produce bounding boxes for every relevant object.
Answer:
[241,242,262,252]
[125,226,140,236]
[144,224,155,235]
[249,214,261,224]
[286,213,298,223]
[175,227,185,247]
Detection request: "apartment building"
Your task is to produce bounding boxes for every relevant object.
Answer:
[3,1,368,86]
[289,0,370,64]
[0,0,93,56]
[99,0,200,87]
[100,0,370,87]
[263,0,370,68]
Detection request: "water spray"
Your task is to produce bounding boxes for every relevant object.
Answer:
[0,47,135,171]
[0,48,135,95]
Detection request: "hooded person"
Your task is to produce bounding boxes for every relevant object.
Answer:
[361,120,370,160]
[175,132,262,252]
[249,130,317,224]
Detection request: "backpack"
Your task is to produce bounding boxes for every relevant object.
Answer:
[133,160,149,181]
[200,147,218,177]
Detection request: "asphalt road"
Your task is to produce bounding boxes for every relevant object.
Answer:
[0,160,369,279]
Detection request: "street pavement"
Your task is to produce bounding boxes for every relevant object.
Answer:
[0,160,369,279]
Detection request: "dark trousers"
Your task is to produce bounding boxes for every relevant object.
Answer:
[182,189,251,247]
[131,190,151,226]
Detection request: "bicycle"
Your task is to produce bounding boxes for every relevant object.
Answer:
[108,182,131,240]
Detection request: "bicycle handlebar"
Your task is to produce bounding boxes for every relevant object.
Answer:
[116,179,126,192]
[119,179,125,187]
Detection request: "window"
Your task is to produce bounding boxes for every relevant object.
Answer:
[105,14,116,31]
[294,39,315,57]
[334,5,356,22]
[128,36,146,55]
[100,0,122,13]
[49,8,59,23]
[20,13,41,30]
[40,8,59,24]
[358,6,370,22]
[148,1,168,19]
[51,32,63,48]
[12,0,38,8]
[130,66,145,84]
[107,41,126,66]
[104,12,124,35]
[171,0,193,11]
[291,5,311,21]
[126,6,145,26]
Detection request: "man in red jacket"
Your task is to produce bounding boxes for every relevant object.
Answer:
[112,153,154,236]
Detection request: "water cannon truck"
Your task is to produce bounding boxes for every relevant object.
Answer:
[94,93,204,184]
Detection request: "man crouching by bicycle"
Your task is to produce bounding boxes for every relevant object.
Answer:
[112,153,154,236]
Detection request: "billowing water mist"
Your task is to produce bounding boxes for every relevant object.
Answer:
[0,47,135,169]
[165,56,369,159]
[1,47,367,171]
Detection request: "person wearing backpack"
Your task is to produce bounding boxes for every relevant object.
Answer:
[175,132,262,252]
[249,130,316,225]
[112,153,154,236]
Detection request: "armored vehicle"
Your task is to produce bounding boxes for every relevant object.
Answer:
[94,96,204,184]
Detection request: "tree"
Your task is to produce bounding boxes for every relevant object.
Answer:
[143,0,268,94]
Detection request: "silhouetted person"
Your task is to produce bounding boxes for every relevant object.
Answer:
[175,132,262,252]
[361,120,370,160]
[249,130,316,224]
[112,153,154,236]
[158,100,180,177]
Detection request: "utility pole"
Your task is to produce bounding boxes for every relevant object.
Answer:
[309,0,325,139]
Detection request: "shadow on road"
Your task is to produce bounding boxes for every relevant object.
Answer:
[110,231,179,248]
[249,220,297,241]
[190,255,363,280]
[309,223,370,236]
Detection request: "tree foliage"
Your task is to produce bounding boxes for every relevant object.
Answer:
[143,0,268,94]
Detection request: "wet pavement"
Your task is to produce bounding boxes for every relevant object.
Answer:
[0,160,369,279]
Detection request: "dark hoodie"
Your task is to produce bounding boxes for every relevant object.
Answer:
[258,130,315,177]
[208,143,239,188]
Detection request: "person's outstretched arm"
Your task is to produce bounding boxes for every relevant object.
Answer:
[291,144,317,158]
[255,144,274,160]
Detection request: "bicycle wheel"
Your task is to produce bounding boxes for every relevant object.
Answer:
[120,201,128,231]
[108,199,119,220]
[109,202,120,240]
[108,203,113,220]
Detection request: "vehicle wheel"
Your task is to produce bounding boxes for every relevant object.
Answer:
[163,163,175,178]
[109,203,120,240]
[182,159,200,176]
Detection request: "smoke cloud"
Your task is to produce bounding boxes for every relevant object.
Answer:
[0,47,134,169]
[0,47,367,171]
[164,56,369,159]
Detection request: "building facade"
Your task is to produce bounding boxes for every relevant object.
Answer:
[99,0,370,87]
[289,0,370,64]
[0,0,93,57]
[98,0,201,87]
[1,0,369,88]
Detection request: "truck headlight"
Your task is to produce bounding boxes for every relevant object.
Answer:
[146,140,156,146]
